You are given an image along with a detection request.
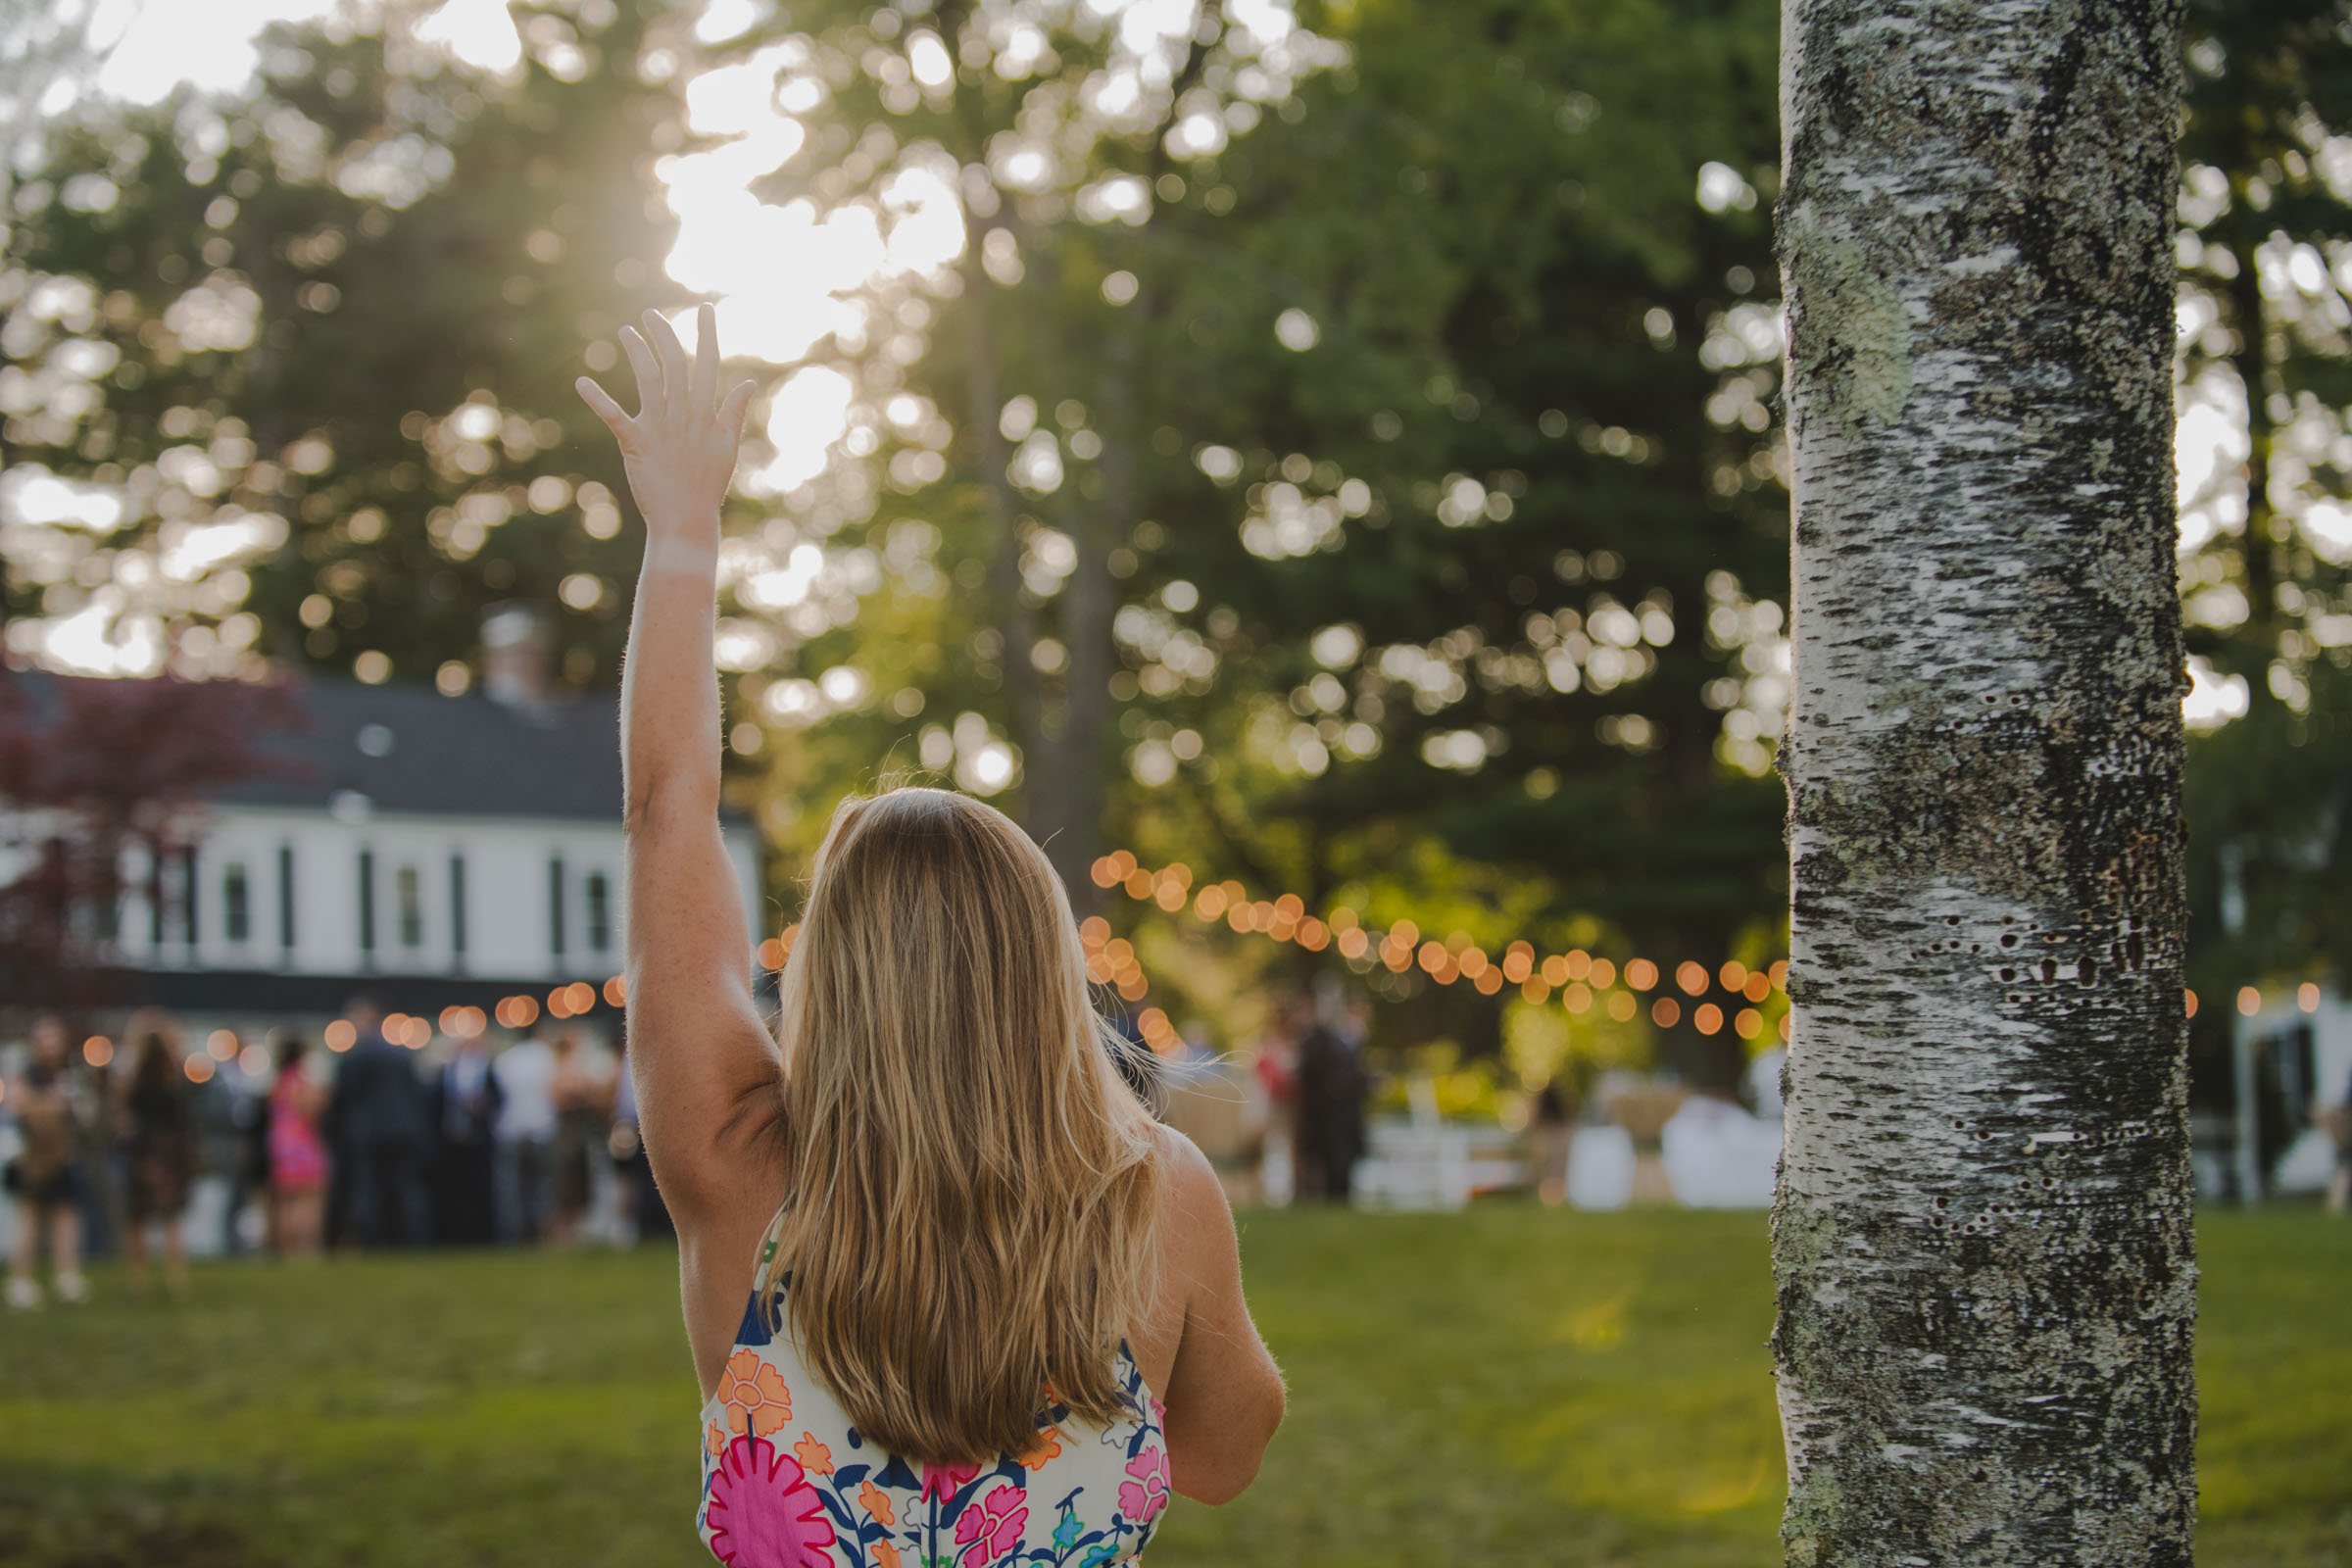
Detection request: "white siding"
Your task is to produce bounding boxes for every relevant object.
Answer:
[90,804,762,982]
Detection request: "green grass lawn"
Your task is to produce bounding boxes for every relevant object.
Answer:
[1,1205,2344,1566]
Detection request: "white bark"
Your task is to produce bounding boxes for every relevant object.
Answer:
[1775,4,2194,1564]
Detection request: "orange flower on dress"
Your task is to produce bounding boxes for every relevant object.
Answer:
[714,1348,793,1439]
[794,1431,834,1476]
[871,1544,900,1568]
[705,1421,730,1459]
[858,1481,896,1528]
[1017,1425,1063,1471]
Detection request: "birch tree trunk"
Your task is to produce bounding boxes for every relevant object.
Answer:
[1774,5,2195,1564]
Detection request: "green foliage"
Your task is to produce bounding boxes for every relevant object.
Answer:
[2176,3,2352,994]
[0,1209,2343,1565]
[3,0,690,688]
[14,0,2352,1032]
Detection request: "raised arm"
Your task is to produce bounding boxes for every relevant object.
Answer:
[578,306,783,1234]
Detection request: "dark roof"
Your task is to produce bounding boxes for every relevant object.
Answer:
[9,668,670,824]
[224,676,630,821]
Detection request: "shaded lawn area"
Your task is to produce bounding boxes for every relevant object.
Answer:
[0,1206,2343,1566]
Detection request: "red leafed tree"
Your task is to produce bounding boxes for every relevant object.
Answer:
[0,670,307,1014]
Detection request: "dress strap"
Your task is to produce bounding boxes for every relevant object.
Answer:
[753,1197,794,1286]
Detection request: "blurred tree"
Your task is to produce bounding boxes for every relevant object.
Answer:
[1128,0,1786,1083]
[12,0,2352,1079]
[0,0,127,205]
[0,666,303,1013]
[710,1,1789,1087]
[1,0,694,692]
[2173,2,2352,1071]
[692,0,1348,901]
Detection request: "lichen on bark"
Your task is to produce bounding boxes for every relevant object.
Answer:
[1774,3,2195,1565]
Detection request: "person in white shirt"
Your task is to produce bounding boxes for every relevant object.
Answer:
[1745,1044,1788,1121]
[492,1032,559,1244]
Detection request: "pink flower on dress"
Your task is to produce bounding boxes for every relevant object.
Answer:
[1117,1446,1170,1525]
[705,1429,839,1568]
[952,1481,1030,1567]
[920,1459,983,1505]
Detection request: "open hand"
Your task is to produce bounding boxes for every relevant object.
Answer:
[576,303,757,545]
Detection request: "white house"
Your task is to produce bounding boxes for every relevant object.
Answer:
[4,633,763,1032]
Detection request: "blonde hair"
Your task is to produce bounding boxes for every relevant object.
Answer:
[758,786,1162,1464]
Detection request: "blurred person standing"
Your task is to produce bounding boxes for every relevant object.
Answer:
[118,1011,197,1298]
[1529,1079,1576,1205]
[2328,1063,2352,1215]
[1744,1041,1788,1122]
[431,1032,504,1245]
[548,1028,612,1245]
[1296,996,1368,1204]
[5,1017,93,1309]
[608,1045,671,1245]
[329,998,432,1248]
[267,1037,331,1255]
[1251,1002,1305,1206]
[220,1042,271,1254]
[491,1027,559,1244]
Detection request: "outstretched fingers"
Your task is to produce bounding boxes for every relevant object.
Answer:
[619,325,662,418]
[691,302,720,414]
[575,376,632,443]
[642,310,692,416]
[718,379,758,440]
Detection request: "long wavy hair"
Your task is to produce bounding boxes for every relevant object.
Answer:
[757,787,1162,1465]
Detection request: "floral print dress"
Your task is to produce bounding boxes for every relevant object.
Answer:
[697,1274,1171,1568]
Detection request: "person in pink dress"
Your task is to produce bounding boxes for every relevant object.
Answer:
[267,1037,330,1256]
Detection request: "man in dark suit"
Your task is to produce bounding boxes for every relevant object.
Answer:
[330,998,433,1248]
[1295,994,1369,1204]
[430,1034,505,1245]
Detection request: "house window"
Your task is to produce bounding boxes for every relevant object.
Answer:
[548,856,567,960]
[585,870,611,955]
[396,865,423,950]
[450,853,468,962]
[181,846,200,946]
[277,844,297,952]
[223,863,251,943]
[148,848,167,945]
[357,849,375,955]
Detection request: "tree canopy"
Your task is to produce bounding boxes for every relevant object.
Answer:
[6,0,2351,1076]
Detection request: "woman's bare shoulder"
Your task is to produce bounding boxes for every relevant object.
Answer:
[1146,1120,1235,1249]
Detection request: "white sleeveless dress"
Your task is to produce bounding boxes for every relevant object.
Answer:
[695,1263,1170,1568]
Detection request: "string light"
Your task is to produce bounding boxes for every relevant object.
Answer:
[1092,855,1814,1054]
[154,846,2277,1084]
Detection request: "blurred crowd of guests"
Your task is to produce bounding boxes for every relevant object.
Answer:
[1250,991,1373,1203]
[1141,987,1371,1207]
[1,999,665,1310]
